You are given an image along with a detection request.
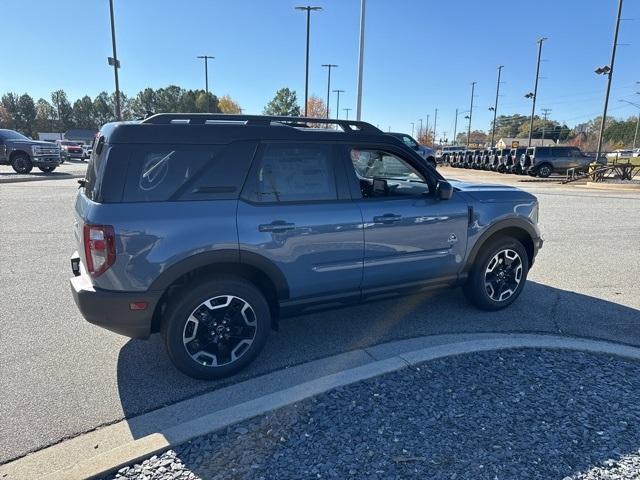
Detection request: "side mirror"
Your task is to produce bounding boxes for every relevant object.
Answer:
[437,181,453,200]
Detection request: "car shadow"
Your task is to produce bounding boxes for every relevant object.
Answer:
[114,280,640,446]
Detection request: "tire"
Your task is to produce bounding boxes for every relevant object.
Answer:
[463,236,529,311]
[537,163,552,178]
[11,154,33,174]
[38,166,56,173]
[162,275,271,380]
[497,165,506,173]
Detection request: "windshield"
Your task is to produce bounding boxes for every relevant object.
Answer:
[0,129,29,141]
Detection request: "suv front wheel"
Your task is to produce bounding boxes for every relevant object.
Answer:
[162,275,271,379]
[463,236,529,311]
[11,153,33,174]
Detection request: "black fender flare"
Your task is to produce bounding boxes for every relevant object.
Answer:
[462,218,538,274]
[148,249,290,300]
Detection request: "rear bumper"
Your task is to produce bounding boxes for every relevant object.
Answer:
[70,253,161,339]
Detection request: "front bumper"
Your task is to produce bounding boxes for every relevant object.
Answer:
[70,252,161,339]
[32,156,62,167]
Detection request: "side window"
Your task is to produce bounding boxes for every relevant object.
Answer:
[121,146,222,202]
[350,148,429,199]
[253,143,338,203]
[401,136,418,149]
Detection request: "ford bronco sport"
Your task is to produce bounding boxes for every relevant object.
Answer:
[70,114,542,379]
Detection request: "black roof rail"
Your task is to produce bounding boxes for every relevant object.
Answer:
[140,113,382,134]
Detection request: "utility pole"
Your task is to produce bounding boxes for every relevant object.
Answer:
[295,6,322,117]
[197,55,215,113]
[432,108,438,147]
[467,81,476,147]
[344,108,352,120]
[418,118,423,138]
[355,0,366,120]
[108,0,121,120]
[410,122,415,137]
[540,108,552,143]
[527,37,547,147]
[321,64,338,118]
[490,65,504,147]
[425,114,430,143]
[453,108,458,145]
[333,89,345,119]
[594,0,624,165]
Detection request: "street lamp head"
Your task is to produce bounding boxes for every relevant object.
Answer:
[594,65,611,75]
[464,115,470,119]
[197,55,215,60]
[295,6,322,11]
[525,92,535,99]
[488,107,495,111]
[322,64,338,68]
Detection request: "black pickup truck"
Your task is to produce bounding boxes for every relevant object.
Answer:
[0,129,62,173]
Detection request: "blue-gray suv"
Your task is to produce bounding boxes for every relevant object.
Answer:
[70,114,542,379]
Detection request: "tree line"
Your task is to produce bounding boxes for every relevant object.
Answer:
[1,85,637,150]
[0,87,242,137]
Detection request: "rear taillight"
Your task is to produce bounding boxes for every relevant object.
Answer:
[83,224,116,277]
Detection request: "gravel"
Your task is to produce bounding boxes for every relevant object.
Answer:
[105,348,640,480]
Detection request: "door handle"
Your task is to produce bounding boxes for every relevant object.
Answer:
[258,220,296,232]
[373,213,402,224]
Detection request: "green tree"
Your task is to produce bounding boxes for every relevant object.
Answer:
[93,91,114,126]
[263,87,300,116]
[73,95,96,128]
[51,90,74,130]
[17,94,37,137]
[1,93,19,130]
[34,98,57,134]
[130,88,158,117]
[491,114,530,139]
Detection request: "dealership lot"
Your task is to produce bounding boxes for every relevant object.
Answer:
[1,173,639,466]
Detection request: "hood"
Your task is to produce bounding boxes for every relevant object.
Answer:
[447,179,536,203]
[9,139,57,147]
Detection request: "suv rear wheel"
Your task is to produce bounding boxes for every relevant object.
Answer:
[162,275,271,379]
[463,236,529,311]
[11,154,33,174]
[536,163,553,178]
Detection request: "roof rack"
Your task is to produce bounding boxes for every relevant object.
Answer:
[140,113,382,134]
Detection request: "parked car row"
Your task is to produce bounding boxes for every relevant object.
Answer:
[442,146,600,178]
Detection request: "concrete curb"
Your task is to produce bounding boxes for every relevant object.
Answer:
[584,181,640,191]
[5,333,640,480]
[0,173,85,184]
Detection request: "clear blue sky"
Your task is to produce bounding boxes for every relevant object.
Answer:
[2,0,639,136]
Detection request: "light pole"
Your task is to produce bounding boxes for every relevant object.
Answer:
[489,65,504,147]
[197,55,215,113]
[108,0,121,120]
[467,81,476,147]
[527,37,547,147]
[295,6,322,117]
[321,64,338,118]
[432,108,438,147]
[418,118,423,138]
[619,99,640,149]
[425,114,430,142]
[333,89,344,119]
[410,122,415,137]
[356,0,366,120]
[594,0,624,164]
[344,108,352,120]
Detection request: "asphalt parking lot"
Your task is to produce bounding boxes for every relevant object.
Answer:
[1,169,639,466]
